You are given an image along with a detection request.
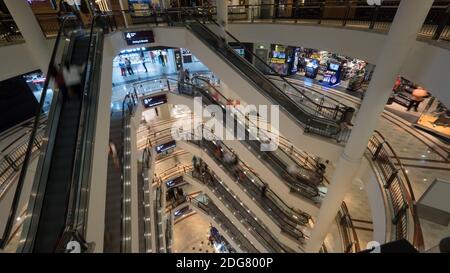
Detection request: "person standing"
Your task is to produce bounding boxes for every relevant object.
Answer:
[184,69,190,82]
[141,55,148,73]
[118,58,126,76]
[150,51,156,63]
[125,58,134,75]
[162,50,168,65]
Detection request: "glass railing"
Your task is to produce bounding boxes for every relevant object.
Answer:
[184,19,350,141]
[172,77,324,201]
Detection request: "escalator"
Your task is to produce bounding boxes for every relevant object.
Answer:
[183,18,352,141]
[30,34,91,253]
[174,78,322,201]
[0,16,104,253]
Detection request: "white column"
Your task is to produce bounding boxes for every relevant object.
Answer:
[118,0,131,28]
[4,0,51,73]
[305,0,434,253]
[85,43,113,252]
[216,0,228,28]
[219,80,238,101]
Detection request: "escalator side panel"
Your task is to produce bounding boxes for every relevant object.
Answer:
[32,36,91,253]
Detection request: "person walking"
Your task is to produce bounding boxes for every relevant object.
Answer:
[125,58,134,75]
[158,50,165,66]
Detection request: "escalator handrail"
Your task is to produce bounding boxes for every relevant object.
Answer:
[190,75,323,181]
[188,16,347,118]
[62,15,103,246]
[183,20,342,138]
[170,77,321,197]
[179,125,311,228]
[0,15,77,249]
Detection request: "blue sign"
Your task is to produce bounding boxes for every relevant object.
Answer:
[156,140,176,154]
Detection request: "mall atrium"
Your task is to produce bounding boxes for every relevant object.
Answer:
[0,0,449,255]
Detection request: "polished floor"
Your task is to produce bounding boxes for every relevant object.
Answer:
[172,213,216,253]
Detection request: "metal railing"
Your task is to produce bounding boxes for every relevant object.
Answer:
[337,201,360,253]
[3,3,449,48]
[0,125,45,200]
[367,130,424,250]
[227,1,450,42]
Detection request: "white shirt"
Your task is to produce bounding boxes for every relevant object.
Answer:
[62,65,84,87]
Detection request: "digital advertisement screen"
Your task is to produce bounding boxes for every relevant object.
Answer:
[124,30,155,45]
[166,176,184,188]
[142,94,167,108]
[328,63,340,71]
[156,140,176,154]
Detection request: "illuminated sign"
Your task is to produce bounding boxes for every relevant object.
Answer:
[156,141,176,154]
[142,94,167,108]
[124,30,155,45]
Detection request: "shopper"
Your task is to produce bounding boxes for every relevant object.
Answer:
[217,20,228,49]
[125,58,134,75]
[150,51,156,63]
[109,142,120,171]
[407,88,428,112]
[158,50,166,66]
[162,50,168,65]
[185,69,190,82]
[141,55,148,73]
[62,63,85,99]
[118,58,126,76]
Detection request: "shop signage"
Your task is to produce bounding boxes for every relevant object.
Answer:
[124,30,155,45]
[156,141,176,154]
[142,94,167,108]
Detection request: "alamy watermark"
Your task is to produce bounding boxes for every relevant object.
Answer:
[171,97,280,152]
[366,0,383,6]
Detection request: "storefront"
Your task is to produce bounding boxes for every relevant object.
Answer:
[268,44,299,76]
[387,76,450,142]
[112,47,177,85]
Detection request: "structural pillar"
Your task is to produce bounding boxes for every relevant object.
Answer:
[215,0,228,27]
[305,0,434,253]
[118,0,131,28]
[4,0,51,73]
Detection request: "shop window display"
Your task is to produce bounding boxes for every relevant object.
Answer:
[416,99,450,142]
